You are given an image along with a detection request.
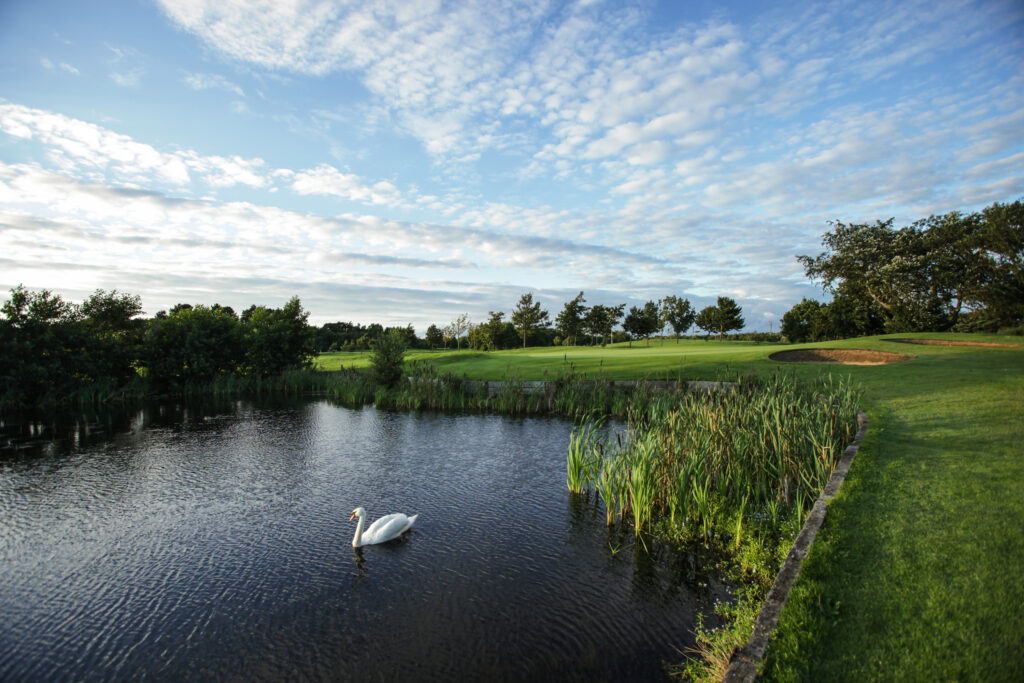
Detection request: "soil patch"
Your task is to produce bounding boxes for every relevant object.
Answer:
[770,348,913,365]
[885,338,1023,349]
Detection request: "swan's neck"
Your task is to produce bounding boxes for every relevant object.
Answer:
[352,511,366,547]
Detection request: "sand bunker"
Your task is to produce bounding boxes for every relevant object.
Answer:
[885,338,1023,349]
[770,348,913,365]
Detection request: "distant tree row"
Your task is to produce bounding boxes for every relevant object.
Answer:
[0,286,316,408]
[315,321,420,352]
[424,292,745,350]
[784,200,1023,342]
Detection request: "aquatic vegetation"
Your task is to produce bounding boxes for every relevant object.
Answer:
[567,373,861,539]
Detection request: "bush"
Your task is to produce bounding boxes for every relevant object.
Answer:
[370,329,408,387]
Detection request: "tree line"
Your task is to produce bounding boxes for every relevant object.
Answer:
[422,292,746,351]
[0,287,316,408]
[782,200,1023,342]
[0,280,750,409]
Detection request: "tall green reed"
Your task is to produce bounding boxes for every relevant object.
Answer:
[568,372,861,540]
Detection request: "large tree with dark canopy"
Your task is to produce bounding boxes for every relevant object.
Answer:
[797,201,1023,332]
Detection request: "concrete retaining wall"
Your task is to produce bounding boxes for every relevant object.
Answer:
[410,378,734,396]
[722,410,870,682]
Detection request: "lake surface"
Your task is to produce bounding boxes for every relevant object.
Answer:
[0,398,724,681]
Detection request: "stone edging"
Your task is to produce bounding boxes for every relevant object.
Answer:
[411,378,734,396]
[722,410,870,682]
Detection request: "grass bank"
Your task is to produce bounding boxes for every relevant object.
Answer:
[760,340,1024,680]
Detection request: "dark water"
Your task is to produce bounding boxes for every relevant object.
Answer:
[0,398,725,681]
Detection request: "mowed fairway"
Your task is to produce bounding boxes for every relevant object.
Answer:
[317,333,1024,678]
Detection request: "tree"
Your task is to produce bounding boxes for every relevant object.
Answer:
[79,289,145,385]
[714,296,745,338]
[694,306,718,339]
[555,291,587,346]
[0,285,87,407]
[640,300,660,344]
[468,311,510,351]
[797,202,1024,333]
[370,328,408,387]
[781,298,827,343]
[622,301,660,347]
[383,324,418,349]
[449,313,470,351]
[243,297,315,376]
[511,293,550,348]
[425,324,444,349]
[582,303,625,346]
[144,304,243,387]
[660,295,695,341]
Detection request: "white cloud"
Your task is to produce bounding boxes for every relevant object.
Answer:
[110,68,145,87]
[0,104,190,184]
[41,58,79,75]
[0,104,403,197]
[290,164,402,206]
[183,72,245,97]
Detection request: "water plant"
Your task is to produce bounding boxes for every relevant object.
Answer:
[566,416,605,494]
[568,373,861,540]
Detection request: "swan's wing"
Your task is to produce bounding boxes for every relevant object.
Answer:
[363,513,415,544]
[364,513,403,537]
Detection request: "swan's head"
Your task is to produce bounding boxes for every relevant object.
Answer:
[349,507,365,521]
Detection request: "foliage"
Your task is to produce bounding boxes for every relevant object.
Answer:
[425,323,444,349]
[314,320,387,352]
[781,294,886,343]
[79,289,146,386]
[694,297,745,339]
[369,328,409,387]
[583,303,625,346]
[660,295,696,340]
[0,285,327,407]
[447,313,470,350]
[555,291,587,346]
[1,286,85,407]
[468,311,518,351]
[144,304,244,388]
[623,300,660,346]
[797,200,1024,333]
[694,305,718,338]
[511,292,550,348]
[714,296,745,337]
[242,296,315,376]
[781,298,828,343]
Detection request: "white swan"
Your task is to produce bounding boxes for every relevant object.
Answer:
[350,507,418,548]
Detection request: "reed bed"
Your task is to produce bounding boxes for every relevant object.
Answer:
[370,363,691,418]
[565,373,861,539]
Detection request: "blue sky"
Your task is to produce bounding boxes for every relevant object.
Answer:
[1,0,1022,331]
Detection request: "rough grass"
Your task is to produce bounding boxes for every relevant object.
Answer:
[313,333,1024,679]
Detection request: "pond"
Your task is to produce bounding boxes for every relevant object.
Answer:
[0,398,725,681]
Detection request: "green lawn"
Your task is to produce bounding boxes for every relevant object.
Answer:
[316,333,1024,678]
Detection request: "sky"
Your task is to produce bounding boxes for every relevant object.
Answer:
[0,0,1022,332]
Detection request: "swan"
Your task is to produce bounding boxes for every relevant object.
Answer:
[350,507,418,548]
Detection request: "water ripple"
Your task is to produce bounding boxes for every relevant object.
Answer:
[1,398,724,681]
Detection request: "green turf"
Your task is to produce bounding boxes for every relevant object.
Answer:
[760,342,1024,681]
[314,333,1024,678]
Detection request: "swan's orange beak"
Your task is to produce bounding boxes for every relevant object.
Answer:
[349,510,357,521]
